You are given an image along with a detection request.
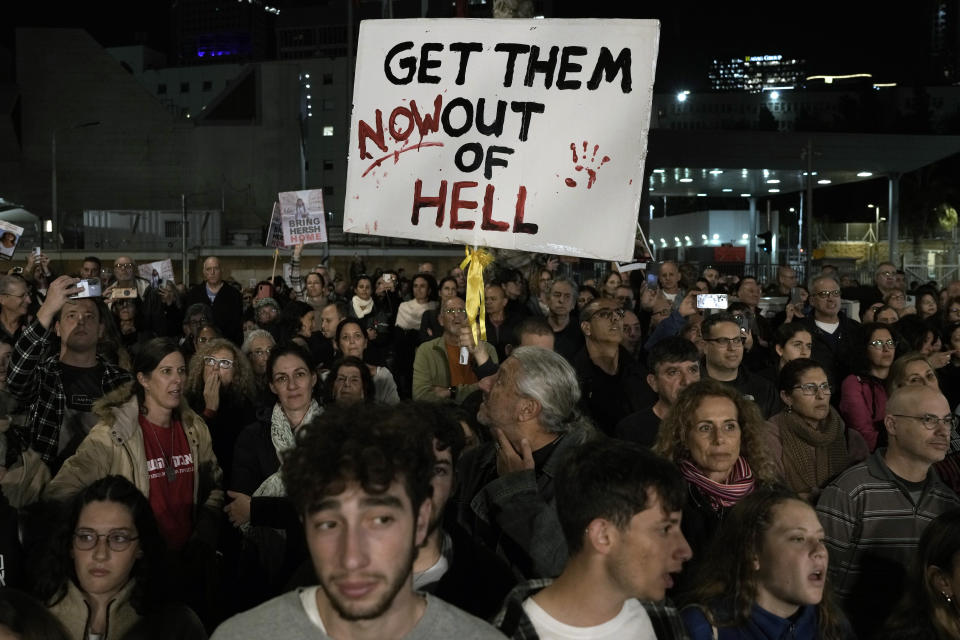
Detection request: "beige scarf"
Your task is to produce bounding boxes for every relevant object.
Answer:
[773,405,849,498]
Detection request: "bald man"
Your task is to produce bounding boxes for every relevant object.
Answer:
[817,385,960,636]
[184,256,243,344]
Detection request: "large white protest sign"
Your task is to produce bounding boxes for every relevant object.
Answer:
[344,19,659,261]
[279,189,328,246]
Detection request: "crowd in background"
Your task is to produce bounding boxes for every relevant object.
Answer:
[1,247,960,639]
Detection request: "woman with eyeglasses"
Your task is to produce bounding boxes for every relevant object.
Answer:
[35,475,206,640]
[884,289,911,316]
[839,322,896,452]
[47,338,223,556]
[240,329,276,410]
[653,379,782,572]
[770,359,868,503]
[185,338,256,489]
[0,274,31,344]
[193,323,221,355]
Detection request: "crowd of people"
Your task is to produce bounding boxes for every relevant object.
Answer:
[1,250,959,639]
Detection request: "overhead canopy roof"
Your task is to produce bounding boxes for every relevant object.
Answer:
[645,130,960,197]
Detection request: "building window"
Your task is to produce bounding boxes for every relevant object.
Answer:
[322,126,334,136]
[323,160,334,170]
[323,98,335,110]
[323,73,333,85]
[180,82,190,94]
[202,80,213,91]
[165,221,188,238]
[158,83,167,95]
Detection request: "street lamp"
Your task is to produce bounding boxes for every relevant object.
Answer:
[868,203,884,251]
[52,120,100,253]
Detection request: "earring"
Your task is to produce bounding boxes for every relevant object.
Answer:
[785,404,793,414]
[943,592,954,604]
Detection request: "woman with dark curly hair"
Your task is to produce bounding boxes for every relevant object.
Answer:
[653,379,782,565]
[35,475,205,639]
[680,487,852,640]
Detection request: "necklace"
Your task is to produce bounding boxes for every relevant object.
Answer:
[145,421,176,483]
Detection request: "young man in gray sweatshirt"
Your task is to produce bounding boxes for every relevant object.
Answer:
[212,403,506,640]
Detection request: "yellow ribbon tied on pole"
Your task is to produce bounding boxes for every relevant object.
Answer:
[460,246,495,345]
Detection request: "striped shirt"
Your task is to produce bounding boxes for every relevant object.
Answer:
[816,449,959,635]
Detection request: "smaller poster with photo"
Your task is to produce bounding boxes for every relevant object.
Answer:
[0,220,25,262]
[279,189,327,246]
[138,259,176,287]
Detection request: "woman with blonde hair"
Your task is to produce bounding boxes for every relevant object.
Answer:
[185,337,256,488]
[654,379,782,564]
[886,351,941,394]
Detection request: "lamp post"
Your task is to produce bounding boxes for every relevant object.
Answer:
[51,120,100,253]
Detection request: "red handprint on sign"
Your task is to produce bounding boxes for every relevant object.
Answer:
[564,141,610,189]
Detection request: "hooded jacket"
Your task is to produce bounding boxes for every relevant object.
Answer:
[45,383,223,547]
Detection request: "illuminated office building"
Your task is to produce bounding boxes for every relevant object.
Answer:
[709,54,807,93]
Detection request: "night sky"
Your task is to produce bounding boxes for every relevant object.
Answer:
[2,1,932,90]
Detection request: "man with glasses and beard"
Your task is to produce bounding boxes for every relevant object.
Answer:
[212,403,505,640]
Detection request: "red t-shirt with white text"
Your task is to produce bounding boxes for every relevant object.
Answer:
[140,415,195,550]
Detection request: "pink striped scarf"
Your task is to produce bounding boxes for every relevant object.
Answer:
[678,456,756,511]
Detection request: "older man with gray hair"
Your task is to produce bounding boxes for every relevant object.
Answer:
[801,273,863,389]
[457,346,595,580]
[545,276,583,362]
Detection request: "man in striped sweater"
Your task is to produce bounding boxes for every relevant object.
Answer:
[817,385,960,637]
